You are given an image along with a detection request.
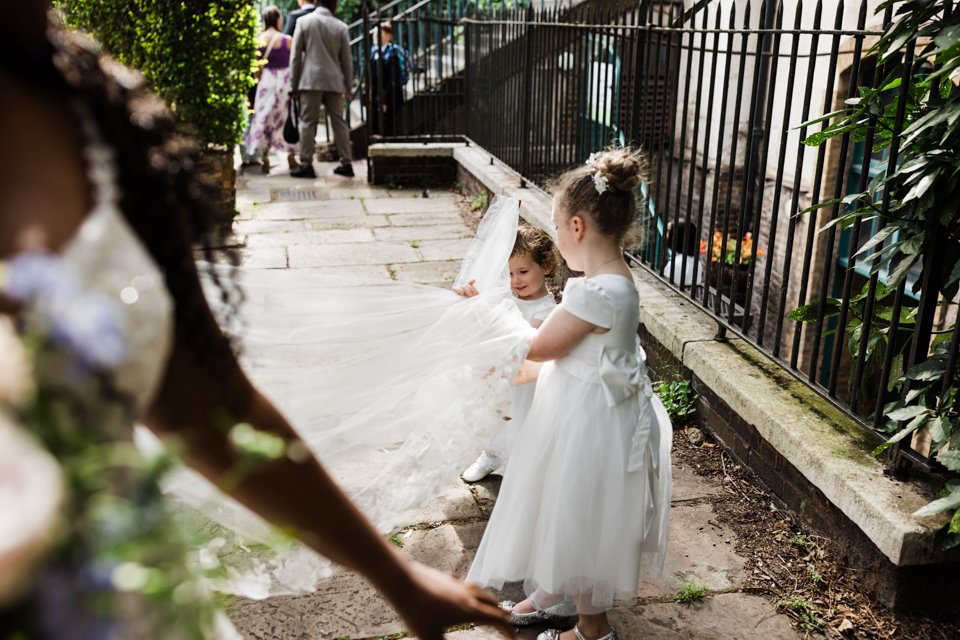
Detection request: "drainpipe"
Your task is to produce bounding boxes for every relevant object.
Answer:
[743,0,775,233]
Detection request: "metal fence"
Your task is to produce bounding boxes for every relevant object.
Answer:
[354,0,611,140]
[456,0,959,470]
[355,0,528,140]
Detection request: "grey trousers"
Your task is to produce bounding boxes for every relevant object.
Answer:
[298,90,352,165]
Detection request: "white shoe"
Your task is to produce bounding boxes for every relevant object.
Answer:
[501,597,576,627]
[538,625,618,640]
[461,451,502,482]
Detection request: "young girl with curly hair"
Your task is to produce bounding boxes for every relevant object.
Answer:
[462,224,560,482]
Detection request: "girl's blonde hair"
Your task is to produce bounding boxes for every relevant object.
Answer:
[552,147,647,244]
[512,224,560,277]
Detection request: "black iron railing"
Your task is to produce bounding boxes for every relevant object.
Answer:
[371,0,957,470]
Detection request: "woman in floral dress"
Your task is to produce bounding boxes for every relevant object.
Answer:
[245,6,298,173]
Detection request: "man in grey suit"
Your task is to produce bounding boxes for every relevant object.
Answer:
[290,0,355,178]
[284,0,316,36]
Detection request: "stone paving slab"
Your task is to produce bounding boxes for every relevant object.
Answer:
[236,219,317,234]
[241,246,287,269]
[639,503,748,597]
[391,260,463,286]
[446,628,539,640]
[406,483,483,524]
[245,228,376,247]
[250,200,367,221]
[671,464,725,503]
[387,212,468,227]
[288,241,422,268]
[373,224,472,242]
[613,593,800,639]
[328,187,396,199]
[402,521,486,576]
[298,216,392,230]
[416,238,477,262]
[229,570,399,640]
[364,196,462,215]
[236,191,274,211]
[238,265,393,290]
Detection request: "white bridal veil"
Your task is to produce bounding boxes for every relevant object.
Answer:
[149,197,533,597]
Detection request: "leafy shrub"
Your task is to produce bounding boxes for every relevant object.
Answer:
[470,192,489,212]
[655,377,697,425]
[794,0,960,547]
[59,0,259,148]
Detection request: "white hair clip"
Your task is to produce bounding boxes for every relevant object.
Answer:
[592,172,609,195]
[585,153,608,194]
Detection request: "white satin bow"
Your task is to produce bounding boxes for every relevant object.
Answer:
[598,344,656,472]
[598,344,651,407]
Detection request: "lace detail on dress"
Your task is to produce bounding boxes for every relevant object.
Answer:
[60,104,174,415]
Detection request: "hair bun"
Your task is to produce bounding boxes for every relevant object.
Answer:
[594,148,644,193]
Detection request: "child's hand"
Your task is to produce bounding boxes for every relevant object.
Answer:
[513,360,542,385]
[454,279,480,298]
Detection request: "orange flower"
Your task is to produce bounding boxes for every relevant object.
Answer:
[709,230,765,265]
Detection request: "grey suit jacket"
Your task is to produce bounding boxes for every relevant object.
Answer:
[290,7,354,94]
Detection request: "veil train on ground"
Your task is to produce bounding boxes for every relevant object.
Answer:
[144,197,533,597]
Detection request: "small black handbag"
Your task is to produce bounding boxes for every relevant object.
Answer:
[283,98,300,144]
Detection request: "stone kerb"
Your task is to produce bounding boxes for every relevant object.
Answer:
[367,139,960,610]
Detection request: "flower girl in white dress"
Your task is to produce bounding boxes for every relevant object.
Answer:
[466,149,673,640]
[462,224,559,482]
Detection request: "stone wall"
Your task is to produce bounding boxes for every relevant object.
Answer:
[640,325,960,613]
[196,148,237,228]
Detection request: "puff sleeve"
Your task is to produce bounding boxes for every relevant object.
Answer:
[559,278,615,328]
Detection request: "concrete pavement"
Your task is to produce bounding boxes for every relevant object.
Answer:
[227,158,801,640]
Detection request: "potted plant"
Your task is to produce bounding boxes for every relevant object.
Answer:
[701,230,765,306]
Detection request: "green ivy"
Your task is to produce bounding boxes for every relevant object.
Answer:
[655,377,698,426]
[794,0,960,546]
[59,0,259,149]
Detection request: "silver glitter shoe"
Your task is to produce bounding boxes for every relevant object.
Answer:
[537,625,619,640]
[499,594,576,627]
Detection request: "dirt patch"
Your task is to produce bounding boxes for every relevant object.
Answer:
[673,429,958,639]
[452,189,485,233]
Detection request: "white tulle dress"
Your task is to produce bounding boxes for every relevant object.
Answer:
[467,274,673,612]
[486,293,557,463]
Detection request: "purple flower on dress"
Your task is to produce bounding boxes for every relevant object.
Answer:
[51,292,127,370]
[5,251,81,304]
[3,251,127,370]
